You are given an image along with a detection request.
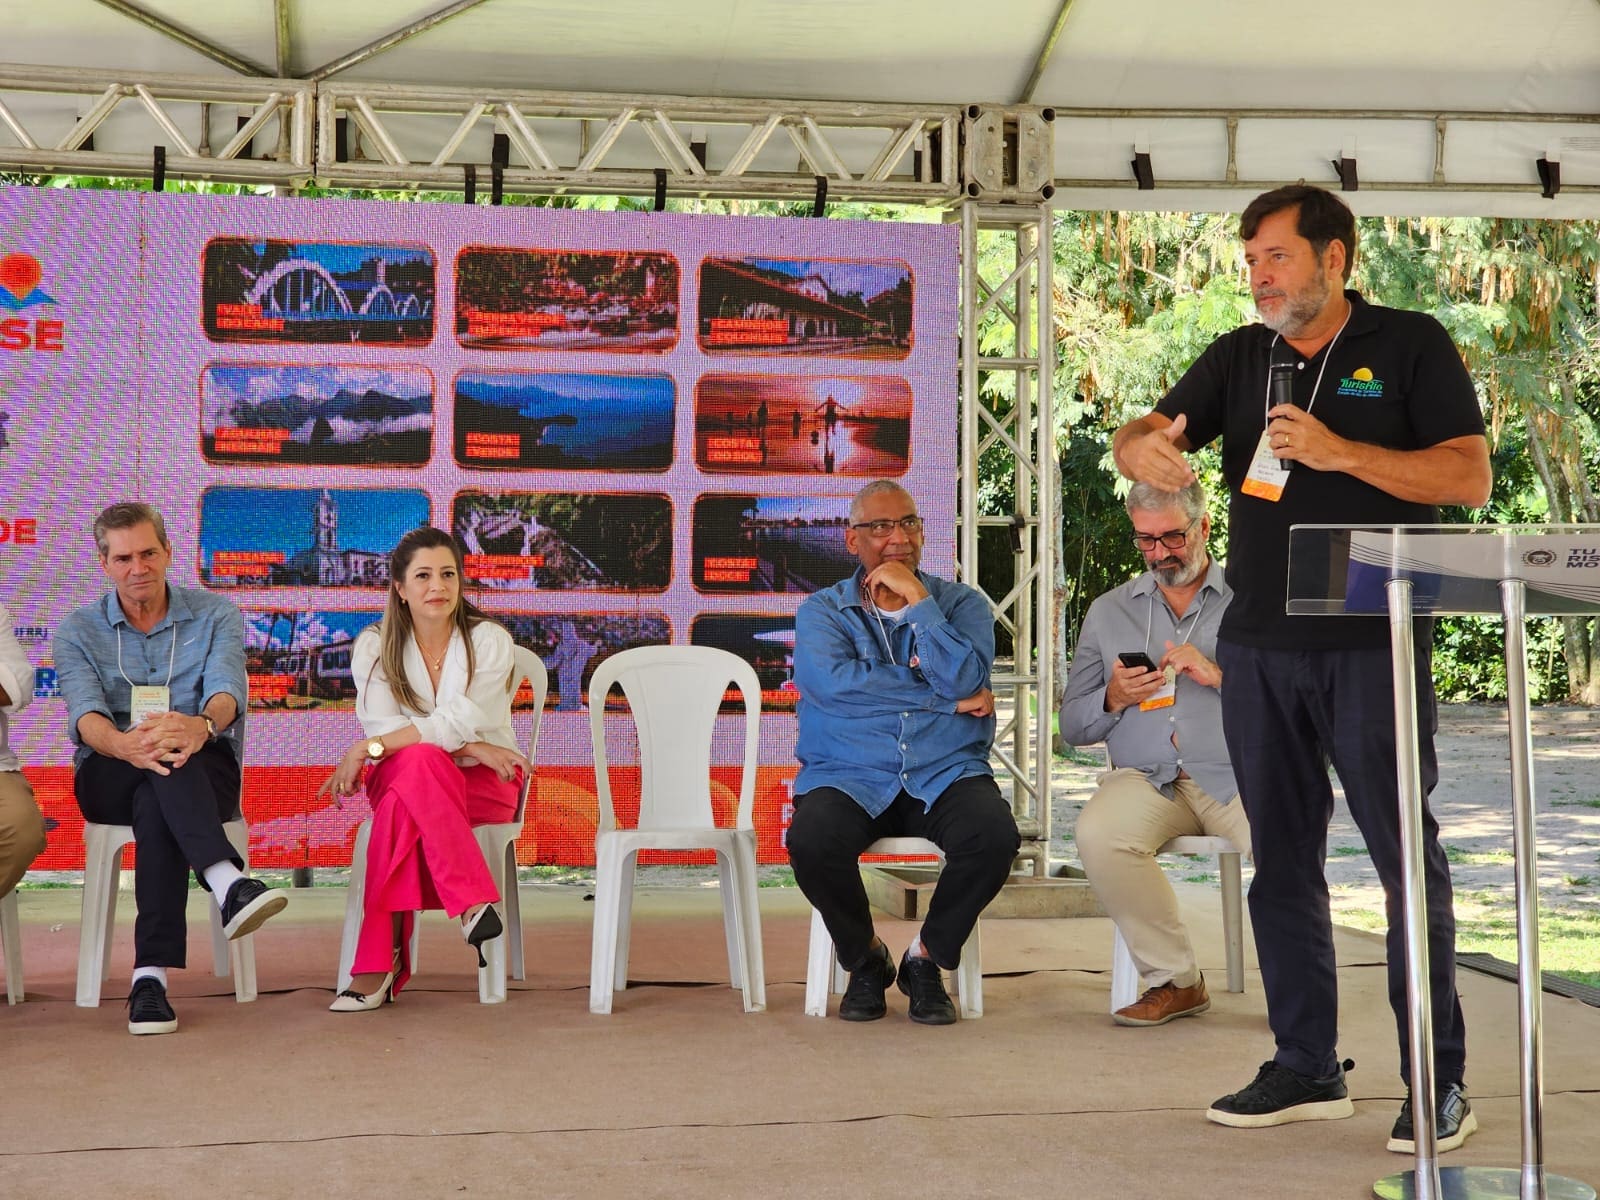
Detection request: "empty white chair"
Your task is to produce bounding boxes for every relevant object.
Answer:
[803,837,984,1019]
[336,645,547,1004]
[587,645,764,1015]
[2,888,21,1004]
[1109,834,1244,1012]
[77,818,257,1007]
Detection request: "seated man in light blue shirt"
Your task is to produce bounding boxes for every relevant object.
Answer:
[786,480,1019,1025]
[1061,481,1248,1027]
[54,502,286,1035]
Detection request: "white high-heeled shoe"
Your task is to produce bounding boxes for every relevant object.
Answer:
[330,964,398,1013]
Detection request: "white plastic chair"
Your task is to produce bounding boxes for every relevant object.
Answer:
[2,889,21,1004]
[803,837,985,1019]
[336,644,547,1004]
[76,818,258,1007]
[587,645,764,1015]
[1109,834,1244,1012]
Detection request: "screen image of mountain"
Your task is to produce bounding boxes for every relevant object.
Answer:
[453,370,672,470]
[202,364,433,466]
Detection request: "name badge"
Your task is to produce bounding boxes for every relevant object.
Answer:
[1139,667,1178,712]
[129,685,171,727]
[1240,431,1290,502]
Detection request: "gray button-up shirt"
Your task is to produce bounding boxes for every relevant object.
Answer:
[54,586,248,768]
[1059,560,1236,804]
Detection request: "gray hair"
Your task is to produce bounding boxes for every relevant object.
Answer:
[94,502,169,557]
[1125,480,1206,522]
[849,480,916,524]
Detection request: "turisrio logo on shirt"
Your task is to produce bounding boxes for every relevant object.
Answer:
[1336,366,1386,398]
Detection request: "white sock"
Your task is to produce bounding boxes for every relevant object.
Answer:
[908,936,927,959]
[203,861,246,907]
[132,965,168,989]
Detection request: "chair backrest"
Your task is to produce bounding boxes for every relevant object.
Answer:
[509,643,550,826]
[586,645,761,833]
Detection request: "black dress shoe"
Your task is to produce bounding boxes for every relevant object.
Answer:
[896,948,958,1025]
[837,941,896,1021]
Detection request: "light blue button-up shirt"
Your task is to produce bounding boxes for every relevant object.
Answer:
[794,568,994,817]
[54,586,249,768]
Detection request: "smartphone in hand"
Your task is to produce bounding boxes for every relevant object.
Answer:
[1117,650,1159,672]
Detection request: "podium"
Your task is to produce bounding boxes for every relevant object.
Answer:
[1288,524,1599,1200]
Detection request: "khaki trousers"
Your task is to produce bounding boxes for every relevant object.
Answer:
[0,769,46,898]
[1076,768,1251,990]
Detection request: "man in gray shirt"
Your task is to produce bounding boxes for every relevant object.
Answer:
[55,502,286,1035]
[1061,481,1249,1027]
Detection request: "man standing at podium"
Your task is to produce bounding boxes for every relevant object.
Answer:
[1112,184,1491,1151]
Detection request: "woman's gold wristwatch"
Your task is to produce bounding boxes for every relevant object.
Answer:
[366,738,386,761]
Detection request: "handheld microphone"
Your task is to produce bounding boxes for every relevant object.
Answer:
[1268,361,1296,470]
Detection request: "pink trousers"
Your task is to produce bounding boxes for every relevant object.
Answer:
[353,744,520,993]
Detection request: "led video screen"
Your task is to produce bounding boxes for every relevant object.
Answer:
[0,185,957,867]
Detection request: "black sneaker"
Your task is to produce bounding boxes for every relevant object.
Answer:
[1388,1081,1479,1153]
[837,942,896,1021]
[896,948,958,1025]
[220,877,287,941]
[127,977,178,1036]
[1206,1059,1356,1128]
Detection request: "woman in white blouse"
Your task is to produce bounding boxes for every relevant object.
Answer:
[318,526,531,1012]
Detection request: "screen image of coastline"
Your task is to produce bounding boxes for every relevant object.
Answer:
[691,494,854,594]
[456,248,679,351]
[202,237,436,345]
[454,371,674,470]
[202,363,434,466]
[695,373,910,475]
[698,256,912,358]
[0,184,956,868]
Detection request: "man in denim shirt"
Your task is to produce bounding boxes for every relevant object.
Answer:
[55,502,286,1034]
[786,480,1019,1024]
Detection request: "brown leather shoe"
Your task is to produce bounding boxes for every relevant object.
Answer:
[1113,974,1211,1026]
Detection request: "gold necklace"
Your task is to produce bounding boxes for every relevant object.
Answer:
[415,635,450,672]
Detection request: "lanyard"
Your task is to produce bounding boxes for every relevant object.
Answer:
[1262,304,1351,429]
[1144,585,1209,657]
[860,580,911,666]
[116,621,178,690]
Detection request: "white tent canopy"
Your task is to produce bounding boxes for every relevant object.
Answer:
[3,0,1598,216]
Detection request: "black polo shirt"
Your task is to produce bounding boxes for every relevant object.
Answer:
[1156,291,1486,650]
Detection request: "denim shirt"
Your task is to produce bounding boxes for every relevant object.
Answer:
[55,586,249,768]
[794,568,995,816]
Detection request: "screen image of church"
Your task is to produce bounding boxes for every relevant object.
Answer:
[283,490,390,586]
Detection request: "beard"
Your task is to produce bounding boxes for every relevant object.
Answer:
[1153,549,1207,587]
[1256,263,1331,336]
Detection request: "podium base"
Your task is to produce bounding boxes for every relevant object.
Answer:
[1374,1166,1595,1199]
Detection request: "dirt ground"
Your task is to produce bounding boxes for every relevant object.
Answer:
[1048,703,1600,931]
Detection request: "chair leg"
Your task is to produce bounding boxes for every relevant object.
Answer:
[729,834,765,1013]
[1220,850,1245,994]
[1109,923,1140,1013]
[503,842,526,982]
[218,821,257,1001]
[612,851,638,991]
[955,920,983,1019]
[336,822,372,993]
[803,907,834,1018]
[477,835,509,1005]
[588,840,625,1014]
[77,829,126,1008]
[2,890,22,1004]
[717,851,743,989]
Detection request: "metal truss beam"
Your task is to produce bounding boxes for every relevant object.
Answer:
[313,81,961,201]
[959,200,1056,878]
[1052,105,1600,198]
[0,65,312,183]
[305,0,498,83]
[90,0,274,78]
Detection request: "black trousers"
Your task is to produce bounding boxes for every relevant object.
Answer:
[785,775,1019,971]
[76,742,243,969]
[1216,640,1466,1086]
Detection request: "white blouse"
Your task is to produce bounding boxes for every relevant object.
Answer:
[352,620,518,759]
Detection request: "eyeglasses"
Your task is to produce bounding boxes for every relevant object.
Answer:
[1131,518,1198,552]
[850,515,924,538]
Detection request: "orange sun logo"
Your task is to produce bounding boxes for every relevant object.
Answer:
[0,253,54,308]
